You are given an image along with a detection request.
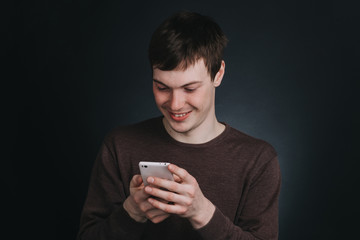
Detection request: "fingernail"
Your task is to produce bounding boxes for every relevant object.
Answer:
[145,186,152,192]
[147,177,154,183]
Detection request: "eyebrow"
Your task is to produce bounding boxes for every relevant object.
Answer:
[153,79,202,88]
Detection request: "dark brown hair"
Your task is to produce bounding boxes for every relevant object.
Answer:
[148,11,228,80]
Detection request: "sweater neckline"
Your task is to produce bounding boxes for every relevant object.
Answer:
[157,116,230,148]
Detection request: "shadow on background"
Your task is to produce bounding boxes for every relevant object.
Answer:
[4,0,359,239]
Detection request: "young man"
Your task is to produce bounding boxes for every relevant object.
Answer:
[77,11,281,239]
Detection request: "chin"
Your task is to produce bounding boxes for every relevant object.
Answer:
[171,126,191,134]
[164,117,191,133]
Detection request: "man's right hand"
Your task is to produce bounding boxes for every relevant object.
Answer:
[123,174,171,224]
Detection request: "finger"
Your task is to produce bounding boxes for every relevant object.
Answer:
[145,208,170,223]
[150,214,170,224]
[145,185,190,206]
[173,174,182,183]
[147,176,186,195]
[168,164,195,184]
[132,185,152,203]
[138,199,157,213]
[133,189,150,204]
[130,175,143,188]
[148,197,187,215]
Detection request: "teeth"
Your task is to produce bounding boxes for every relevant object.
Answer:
[174,113,187,117]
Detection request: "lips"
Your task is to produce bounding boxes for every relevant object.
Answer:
[169,111,192,121]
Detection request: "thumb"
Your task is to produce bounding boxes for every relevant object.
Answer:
[173,174,182,183]
[130,174,143,188]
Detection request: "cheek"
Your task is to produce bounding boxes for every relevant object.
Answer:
[189,88,213,108]
[153,90,167,106]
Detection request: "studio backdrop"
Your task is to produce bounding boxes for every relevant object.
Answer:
[6,0,358,239]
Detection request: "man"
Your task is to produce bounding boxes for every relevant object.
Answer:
[77,11,281,239]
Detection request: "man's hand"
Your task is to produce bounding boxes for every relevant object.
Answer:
[144,164,216,229]
[123,175,170,224]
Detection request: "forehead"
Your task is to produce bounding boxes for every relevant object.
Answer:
[153,59,210,87]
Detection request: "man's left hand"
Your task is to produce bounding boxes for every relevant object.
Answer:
[144,164,215,229]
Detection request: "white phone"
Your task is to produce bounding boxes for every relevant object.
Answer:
[139,161,174,186]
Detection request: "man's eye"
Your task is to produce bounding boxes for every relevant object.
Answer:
[157,86,168,91]
[185,88,196,92]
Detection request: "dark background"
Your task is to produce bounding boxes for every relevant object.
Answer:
[5,0,359,239]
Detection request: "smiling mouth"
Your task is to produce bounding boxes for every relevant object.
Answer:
[169,111,192,121]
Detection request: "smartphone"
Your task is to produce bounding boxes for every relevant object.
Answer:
[139,161,174,186]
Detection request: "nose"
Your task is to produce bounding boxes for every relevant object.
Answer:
[168,90,185,111]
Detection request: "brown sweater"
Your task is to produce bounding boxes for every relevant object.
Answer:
[77,117,281,240]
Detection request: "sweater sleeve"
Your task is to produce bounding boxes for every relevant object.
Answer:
[77,141,147,240]
[197,155,281,240]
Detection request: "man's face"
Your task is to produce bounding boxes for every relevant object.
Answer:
[152,59,224,139]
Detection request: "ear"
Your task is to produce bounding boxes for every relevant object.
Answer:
[213,60,225,87]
